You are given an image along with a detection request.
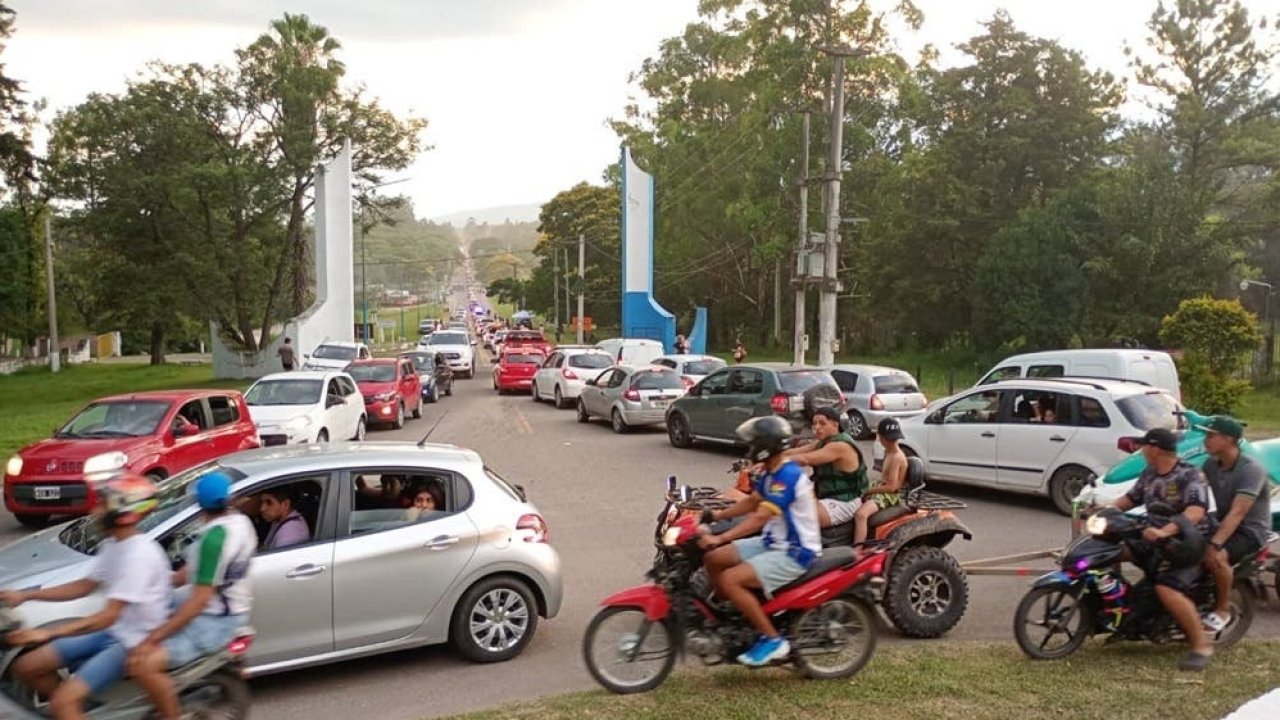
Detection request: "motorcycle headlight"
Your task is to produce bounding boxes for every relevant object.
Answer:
[662,526,682,547]
[1085,514,1109,536]
[83,451,128,477]
[5,455,22,476]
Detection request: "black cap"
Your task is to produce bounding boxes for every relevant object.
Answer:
[877,418,904,441]
[1132,427,1178,452]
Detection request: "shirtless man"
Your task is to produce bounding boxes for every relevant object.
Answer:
[853,418,908,556]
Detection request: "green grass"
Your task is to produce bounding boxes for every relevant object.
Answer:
[451,640,1280,720]
[0,363,246,460]
[1236,384,1280,438]
[362,303,445,344]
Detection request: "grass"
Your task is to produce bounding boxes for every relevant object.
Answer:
[1236,384,1280,438]
[364,303,445,344]
[451,640,1280,720]
[0,363,246,460]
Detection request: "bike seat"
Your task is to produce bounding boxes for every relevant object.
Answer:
[771,546,856,594]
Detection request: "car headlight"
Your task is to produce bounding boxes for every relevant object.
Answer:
[83,451,128,477]
[5,455,22,476]
[285,416,313,432]
[375,392,397,402]
[1085,514,1108,536]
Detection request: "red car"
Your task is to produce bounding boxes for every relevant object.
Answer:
[347,358,422,429]
[501,330,551,355]
[493,347,546,394]
[3,390,259,527]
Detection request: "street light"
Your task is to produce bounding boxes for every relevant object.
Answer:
[358,177,412,342]
[1240,279,1276,375]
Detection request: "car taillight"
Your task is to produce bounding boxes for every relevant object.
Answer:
[680,376,694,389]
[1117,437,1139,454]
[516,513,548,543]
[226,632,255,657]
[869,394,885,411]
[770,393,790,414]
[623,389,641,401]
[562,368,579,380]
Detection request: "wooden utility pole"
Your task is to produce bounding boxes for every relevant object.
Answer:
[818,48,851,367]
[44,214,60,373]
[577,234,586,344]
[794,112,811,366]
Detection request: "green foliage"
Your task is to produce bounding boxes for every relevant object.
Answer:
[1160,296,1261,412]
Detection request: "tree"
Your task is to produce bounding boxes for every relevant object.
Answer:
[0,1,42,351]
[537,182,622,328]
[1159,296,1260,412]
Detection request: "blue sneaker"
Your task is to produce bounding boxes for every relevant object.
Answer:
[736,635,790,666]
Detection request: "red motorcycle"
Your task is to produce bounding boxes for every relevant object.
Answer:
[582,479,884,694]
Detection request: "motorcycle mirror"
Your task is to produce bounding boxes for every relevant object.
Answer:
[666,475,677,494]
[679,485,691,504]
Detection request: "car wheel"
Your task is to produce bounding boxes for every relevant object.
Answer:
[445,381,453,397]
[426,388,439,404]
[411,400,422,419]
[451,576,538,663]
[576,399,591,423]
[316,429,329,443]
[1049,465,1095,516]
[352,417,367,441]
[667,413,693,448]
[611,408,630,434]
[554,386,567,410]
[531,382,541,402]
[392,403,405,430]
[13,513,49,529]
[847,411,871,440]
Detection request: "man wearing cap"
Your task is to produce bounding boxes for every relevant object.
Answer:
[1197,415,1271,634]
[1111,427,1213,670]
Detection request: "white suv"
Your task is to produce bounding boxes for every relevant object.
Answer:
[879,378,1182,515]
[423,330,476,378]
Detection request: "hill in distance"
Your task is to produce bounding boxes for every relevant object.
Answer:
[430,203,540,227]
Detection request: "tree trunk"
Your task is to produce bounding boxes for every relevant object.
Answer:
[288,187,308,317]
[149,323,166,366]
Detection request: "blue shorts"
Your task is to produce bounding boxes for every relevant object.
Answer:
[163,613,247,668]
[733,537,807,596]
[50,631,126,695]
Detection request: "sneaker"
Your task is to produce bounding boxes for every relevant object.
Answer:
[736,635,790,666]
[1202,611,1229,633]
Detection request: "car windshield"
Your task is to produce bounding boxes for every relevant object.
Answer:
[347,364,396,382]
[428,333,468,346]
[683,359,725,375]
[568,354,612,369]
[505,353,542,365]
[58,463,246,555]
[245,379,322,406]
[779,370,834,394]
[1117,392,1180,432]
[633,369,683,390]
[404,354,434,371]
[873,375,919,394]
[312,345,358,360]
[55,400,170,439]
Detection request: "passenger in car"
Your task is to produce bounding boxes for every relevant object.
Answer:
[259,487,311,550]
[402,483,445,522]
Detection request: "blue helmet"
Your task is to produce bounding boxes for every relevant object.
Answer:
[194,469,233,511]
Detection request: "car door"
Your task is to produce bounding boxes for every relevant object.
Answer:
[995,389,1080,489]
[168,399,216,470]
[600,367,633,411]
[331,469,479,649]
[335,375,363,431]
[536,352,560,395]
[830,369,861,407]
[322,377,351,439]
[584,369,618,417]
[921,388,1004,485]
[718,368,765,438]
[685,370,729,435]
[400,361,421,410]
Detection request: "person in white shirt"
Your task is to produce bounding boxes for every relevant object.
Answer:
[128,469,256,720]
[1,474,170,720]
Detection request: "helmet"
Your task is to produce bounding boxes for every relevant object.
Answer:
[97,474,159,528]
[193,469,233,512]
[1159,514,1206,569]
[735,416,793,462]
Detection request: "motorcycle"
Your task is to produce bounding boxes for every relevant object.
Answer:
[0,603,254,719]
[1013,506,1265,660]
[582,478,884,694]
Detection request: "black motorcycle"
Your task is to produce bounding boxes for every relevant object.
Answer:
[1013,506,1262,659]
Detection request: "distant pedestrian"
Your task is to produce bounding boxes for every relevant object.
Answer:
[732,339,747,364]
[675,334,690,354]
[277,338,296,371]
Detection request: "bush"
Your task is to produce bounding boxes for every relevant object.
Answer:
[1159,297,1261,413]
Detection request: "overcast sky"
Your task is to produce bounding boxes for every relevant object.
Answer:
[4,1,1276,220]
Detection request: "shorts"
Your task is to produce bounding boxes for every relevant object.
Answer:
[1126,540,1203,595]
[1222,533,1264,566]
[50,630,126,695]
[819,497,862,526]
[867,492,901,509]
[163,613,248,668]
[733,537,807,596]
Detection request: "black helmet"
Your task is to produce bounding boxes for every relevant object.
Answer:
[1160,514,1206,569]
[735,416,793,462]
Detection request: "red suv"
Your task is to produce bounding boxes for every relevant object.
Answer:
[4,390,259,527]
[493,347,546,394]
[347,358,422,429]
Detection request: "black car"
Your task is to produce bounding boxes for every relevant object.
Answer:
[665,363,845,448]
[400,350,453,403]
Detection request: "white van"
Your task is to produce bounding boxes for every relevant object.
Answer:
[976,349,1181,400]
[595,338,665,366]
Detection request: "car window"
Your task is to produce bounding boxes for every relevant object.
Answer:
[337,377,358,397]
[176,399,210,430]
[605,369,629,389]
[313,344,358,361]
[569,353,612,370]
[1006,390,1071,425]
[57,400,170,439]
[873,374,918,394]
[831,370,860,393]
[208,396,240,426]
[246,379,322,406]
[428,332,468,346]
[699,371,730,396]
[1027,364,1065,379]
[726,369,764,395]
[347,364,396,383]
[632,368,683,390]
[653,358,676,369]
[359,347,371,359]
[1116,392,1179,432]
[326,379,342,397]
[683,358,725,375]
[543,352,560,368]
[505,353,543,365]
[237,475,329,555]
[349,471,456,536]
[1077,396,1111,428]
[777,370,831,394]
[981,366,1021,385]
[940,390,1000,424]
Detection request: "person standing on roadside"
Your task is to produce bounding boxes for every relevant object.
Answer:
[675,334,690,354]
[732,339,747,364]
[277,338,296,371]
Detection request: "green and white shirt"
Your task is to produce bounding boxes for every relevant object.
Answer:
[186,512,257,616]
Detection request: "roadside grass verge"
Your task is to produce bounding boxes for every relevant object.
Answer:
[453,640,1280,720]
[0,363,245,459]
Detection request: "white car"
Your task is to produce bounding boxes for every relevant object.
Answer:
[301,341,370,371]
[531,349,615,408]
[650,354,727,390]
[424,330,476,378]
[878,378,1182,516]
[576,365,688,433]
[245,371,367,445]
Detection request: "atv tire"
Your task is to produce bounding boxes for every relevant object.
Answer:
[883,546,969,639]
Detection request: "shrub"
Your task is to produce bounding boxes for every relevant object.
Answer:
[1159,297,1261,413]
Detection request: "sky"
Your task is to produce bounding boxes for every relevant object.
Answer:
[3,0,1276,220]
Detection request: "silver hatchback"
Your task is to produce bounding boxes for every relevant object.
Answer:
[827,364,928,439]
[0,443,562,677]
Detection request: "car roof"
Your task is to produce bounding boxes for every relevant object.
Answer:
[348,358,397,365]
[97,389,238,403]
[737,362,827,373]
[985,377,1165,397]
[221,441,483,477]
[316,340,364,349]
[828,363,916,377]
[999,349,1169,362]
[654,354,722,363]
[253,371,339,381]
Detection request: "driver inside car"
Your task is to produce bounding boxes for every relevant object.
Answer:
[698,416,822,667]
[1109,427,1214,671]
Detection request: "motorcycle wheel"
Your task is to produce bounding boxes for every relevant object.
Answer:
[790,597,877,680]
[175,669,251,719]
[1013,585,1092,660]
[1210,582,1255,648]
[582,607,676,694]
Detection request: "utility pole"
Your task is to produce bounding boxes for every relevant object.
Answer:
[553,241,560,332]
[818,48,850,367]
[563,248,571,328]
[794,111,811,366]
[577,233,585,344]
[44,214,60,373]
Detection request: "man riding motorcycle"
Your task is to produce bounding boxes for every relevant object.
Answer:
[783,407,867,528]
[127,470,255,720]
[1109,428,1214,671]
[0,474,170,720]
[699,416,823,667]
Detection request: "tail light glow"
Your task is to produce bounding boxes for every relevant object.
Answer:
[562,368,579,380]
[226,633,255,657]
[770,393,790,414]
[623,389,641,401]
[516,513,549,543]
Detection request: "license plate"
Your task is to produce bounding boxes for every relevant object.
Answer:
[651,399,669,408]
[34,487,61,500]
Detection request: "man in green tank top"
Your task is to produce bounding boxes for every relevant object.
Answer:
[784,407,867,527]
